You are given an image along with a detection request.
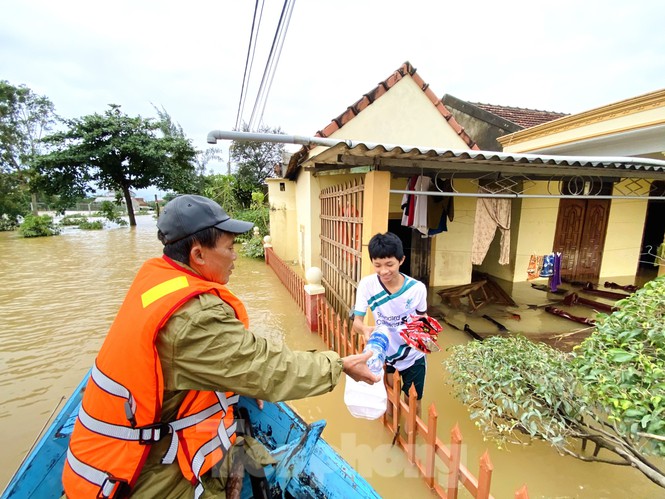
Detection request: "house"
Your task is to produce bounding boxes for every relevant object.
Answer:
[94,191,141,212]
[257,62,665,316]
[496,89,665,282]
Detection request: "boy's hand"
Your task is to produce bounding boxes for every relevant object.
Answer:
[361,325,374,342]
[341,351,381,384]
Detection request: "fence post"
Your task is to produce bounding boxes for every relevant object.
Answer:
[407,385,418,463]
[425,404,437,488]
[447,424,462,499]
[263,236,272,266]
[303,267,324,332]
[515,484,529,499]
[477,451,493,499]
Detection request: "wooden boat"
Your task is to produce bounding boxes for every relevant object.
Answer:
[2,374,380,499]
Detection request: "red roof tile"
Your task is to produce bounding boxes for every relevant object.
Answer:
[471,102,568,129]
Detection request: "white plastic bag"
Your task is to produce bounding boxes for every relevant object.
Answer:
[343,374,387,420]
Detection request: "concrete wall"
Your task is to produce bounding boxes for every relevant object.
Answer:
[429,184,476,286]
[442,94,521,151]
[599,180,650,278]
[266,178,298,263]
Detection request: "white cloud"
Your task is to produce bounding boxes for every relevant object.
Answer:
[1,0,663,157]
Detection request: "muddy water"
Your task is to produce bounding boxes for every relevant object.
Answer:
[0,216,662,498]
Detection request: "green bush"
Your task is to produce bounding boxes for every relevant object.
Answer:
[573,276,665,456]
[60,215,88,226]
[444,277,665,487]
[18,214,60,237]
[0,215,18,231]
[234,192,269,244]
[240,234,265,259]
[79,220,104,230]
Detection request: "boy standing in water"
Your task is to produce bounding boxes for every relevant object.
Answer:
[353,232,429,416]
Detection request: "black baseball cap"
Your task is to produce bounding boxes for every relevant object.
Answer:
[158,195,254,244]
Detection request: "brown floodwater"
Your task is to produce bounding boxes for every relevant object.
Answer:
[0,215,662,498]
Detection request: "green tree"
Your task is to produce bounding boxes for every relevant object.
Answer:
[153,104,224,195]
[230,123,284,207]
[444,277,665,488]
[202,174,242,213]
[0,81,58,222]
[33,105,196,226]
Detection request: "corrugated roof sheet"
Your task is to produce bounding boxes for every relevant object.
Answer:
[303,141,665,179]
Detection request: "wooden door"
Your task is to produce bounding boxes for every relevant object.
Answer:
[553,198,610,281]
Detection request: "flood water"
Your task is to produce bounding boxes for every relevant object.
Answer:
[0,215,662,498]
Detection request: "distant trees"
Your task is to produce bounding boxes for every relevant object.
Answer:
[0,80,58,224]
[0,82,277,235]
[230,123,284,207]
[34,105,197,226]
[445,277,665,488]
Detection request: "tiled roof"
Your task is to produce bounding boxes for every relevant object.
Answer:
[285,62,479,179]
[471,103,568,129]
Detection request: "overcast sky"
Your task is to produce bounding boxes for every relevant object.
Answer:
[1,0,664,196]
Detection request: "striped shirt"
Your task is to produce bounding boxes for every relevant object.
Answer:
[354,273,428,371]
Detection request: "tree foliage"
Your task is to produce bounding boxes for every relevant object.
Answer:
[0,81,58,222]
[573,278,665,455]
[444,277,665,488]
[33,105,196,226]
[230,123,284,207]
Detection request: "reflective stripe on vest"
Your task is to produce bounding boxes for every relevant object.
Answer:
[66,448,128,498]
[162,393,240,465]
[91,362,137,425]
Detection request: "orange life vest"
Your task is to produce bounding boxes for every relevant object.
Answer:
[62,256,249,498]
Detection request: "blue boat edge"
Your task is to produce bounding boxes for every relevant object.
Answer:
[2,374,381,498]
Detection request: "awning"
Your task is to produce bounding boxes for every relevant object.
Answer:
[207,130,665,199]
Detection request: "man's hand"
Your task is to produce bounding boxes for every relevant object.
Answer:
[341,351,381,384]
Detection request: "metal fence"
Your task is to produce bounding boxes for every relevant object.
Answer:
[319,178,364,319]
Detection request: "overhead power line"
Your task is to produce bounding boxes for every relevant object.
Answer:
[248,0,296,130]
[235,0,265,131]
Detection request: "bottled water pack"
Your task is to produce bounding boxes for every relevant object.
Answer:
[344,327,389,420]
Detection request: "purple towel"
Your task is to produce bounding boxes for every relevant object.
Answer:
[550,253,562,292]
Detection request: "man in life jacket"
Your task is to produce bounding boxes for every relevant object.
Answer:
[62,194,379,498]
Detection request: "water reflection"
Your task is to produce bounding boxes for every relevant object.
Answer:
[0,217,662,498]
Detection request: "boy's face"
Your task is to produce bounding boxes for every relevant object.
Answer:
[372,256,405,287]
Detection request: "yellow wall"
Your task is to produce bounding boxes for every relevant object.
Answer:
[599,180,650,278]
[429,187,476,286]
[266,178,299,263]
[477,182,561,282]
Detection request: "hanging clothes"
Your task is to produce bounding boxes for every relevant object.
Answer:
[526,254,545,281]
[412,176,431,236]
[401,176,418,227]
[540,254,555,277]
[427,177,454,236]
[550,252,562,292]
[471,193,512,265]
[401,175,432,236]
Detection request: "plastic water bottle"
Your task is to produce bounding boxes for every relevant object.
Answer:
[364,327,389,375]
[343,327,389,420]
